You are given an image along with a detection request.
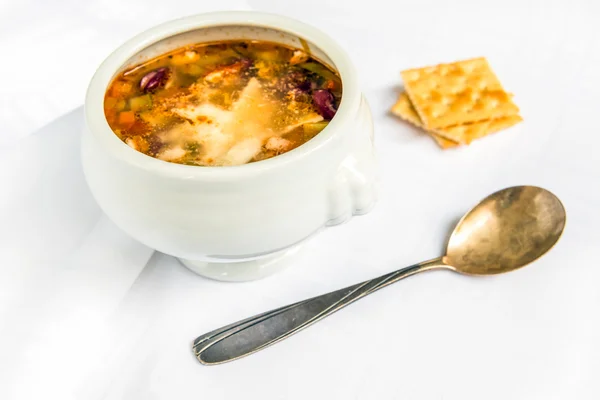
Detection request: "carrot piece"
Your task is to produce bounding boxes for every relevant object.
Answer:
[104,97,118,109]
[324,80,336,90]
[111,80,133,96]
[118,111,136,128]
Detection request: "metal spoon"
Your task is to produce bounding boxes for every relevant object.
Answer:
[193,186,566,365]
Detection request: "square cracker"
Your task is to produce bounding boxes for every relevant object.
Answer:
[437,113,523,144]
[391,92,458,149]
[401,58,520,129]
[391,92,522,147]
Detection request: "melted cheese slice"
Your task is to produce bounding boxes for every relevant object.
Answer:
[169,78,321,166]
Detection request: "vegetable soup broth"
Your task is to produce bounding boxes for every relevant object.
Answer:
[104,40,343,166]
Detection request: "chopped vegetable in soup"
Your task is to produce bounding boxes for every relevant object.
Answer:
[104,40,342,166]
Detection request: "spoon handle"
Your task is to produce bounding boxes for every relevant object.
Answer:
[193,257,446,365]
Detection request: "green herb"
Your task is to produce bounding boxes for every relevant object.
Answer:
[298,62,338,82]
[303,121,329,138]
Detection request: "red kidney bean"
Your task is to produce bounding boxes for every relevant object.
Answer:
[139,67,169,93]
[312,89,337,119]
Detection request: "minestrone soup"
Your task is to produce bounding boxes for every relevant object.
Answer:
[104,40,342,166]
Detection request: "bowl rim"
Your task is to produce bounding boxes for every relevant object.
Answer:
[84,11,361,181]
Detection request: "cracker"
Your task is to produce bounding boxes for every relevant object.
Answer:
[391,92,458,148]
[430,132,460,149]
[391,92,422,127]
[439,114,523,144]
[391,92,522,147]
[401,57,519,129]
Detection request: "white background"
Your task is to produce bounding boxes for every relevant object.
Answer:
[2,0,600,399]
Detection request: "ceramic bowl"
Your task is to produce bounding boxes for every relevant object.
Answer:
[82,11,377,281]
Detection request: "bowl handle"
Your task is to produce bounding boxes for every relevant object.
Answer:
[326,95,378,225]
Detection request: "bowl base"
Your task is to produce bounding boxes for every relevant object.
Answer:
[178,244,302,282]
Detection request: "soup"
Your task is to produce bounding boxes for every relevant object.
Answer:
[104,40,343,166]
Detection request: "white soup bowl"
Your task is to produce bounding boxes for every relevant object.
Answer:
[82,11,377,281]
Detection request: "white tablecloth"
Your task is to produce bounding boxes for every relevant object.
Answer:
[2,1,600,399]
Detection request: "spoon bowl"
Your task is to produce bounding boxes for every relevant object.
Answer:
[445,186,566,275]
